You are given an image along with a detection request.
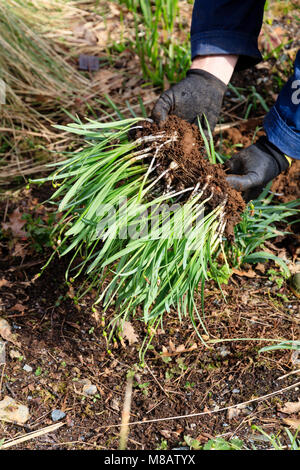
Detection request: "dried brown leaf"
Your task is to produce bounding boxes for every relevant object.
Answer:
[227,404,247,421]
[11,242,27,258]
[0,396,29,424]
[282,417,300,430]
[0,279,11,288]
[278,401,300,415]
[0,318,21,347]
[232,268,256,278]
[122,321,138,346]
[1,208,27,238]
[10,303,26,313]
[256,263,266,274]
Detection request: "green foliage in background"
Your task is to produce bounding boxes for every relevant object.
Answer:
[115,0,191,87]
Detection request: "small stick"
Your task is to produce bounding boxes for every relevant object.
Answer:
[0,422,65,449]
[146,364,170,399]
[277,369,300,381]
[98,380,300,430]
[119,374,133,450]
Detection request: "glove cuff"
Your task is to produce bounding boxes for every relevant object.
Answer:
[255,136,290,173]
[186,69,227,94]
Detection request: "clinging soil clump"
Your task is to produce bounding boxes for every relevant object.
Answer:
[136,115,246,238]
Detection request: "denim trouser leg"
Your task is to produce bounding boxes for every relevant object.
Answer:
[264,50,300,160]
[190,0,266,70]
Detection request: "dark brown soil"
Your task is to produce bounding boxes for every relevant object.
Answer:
[0,178,298,451]
[271,160,300,203]
[138,116,246,238]
[0,229,299,450]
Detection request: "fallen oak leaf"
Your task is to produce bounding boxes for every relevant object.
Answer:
[10,303,26,313]
[1,208,27,239]
[160,429,172,439]
[227,404,247,421]
[282,417,300,431]
[161,342,198,357]
[121,321,139,346]
[255,263,266,274]
[278,401,300,415]
[11,242,28,258]
[0,279,11,288]
[232,268,256,278]
[0,318,21,347]
[0,318,13,342]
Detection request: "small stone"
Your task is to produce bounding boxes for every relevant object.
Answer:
[110,398,120,411]
[51,410,66,422]
[218,345,230,358]
[9,349,21,360]
[232,388,240,394]
[0,396,29,424]
[0,341,5,364]
[23,364,33,372]
[82,384,97,396]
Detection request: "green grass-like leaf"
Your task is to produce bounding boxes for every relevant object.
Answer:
[41,116,300,342]
[43,117,228,337]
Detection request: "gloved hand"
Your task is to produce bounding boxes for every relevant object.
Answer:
[225,136,290,201]
[151,69,227,131]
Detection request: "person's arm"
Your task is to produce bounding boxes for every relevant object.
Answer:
[190,54,238,85]
[226,51,300,199]
[152,0,266,129]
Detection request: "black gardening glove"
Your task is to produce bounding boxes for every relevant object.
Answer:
[225,136,290,201]
[151,69,227,131]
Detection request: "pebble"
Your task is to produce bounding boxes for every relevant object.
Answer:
[0,396,29,424]
[51,410,66,422]
[218,345,230,358]
[9,349,21,360]
[83,384,97,396]
[23,364,33,372]
[232,388,240,394]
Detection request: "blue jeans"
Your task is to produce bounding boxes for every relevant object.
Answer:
[191,0,300,159]
[264,51,300,159]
